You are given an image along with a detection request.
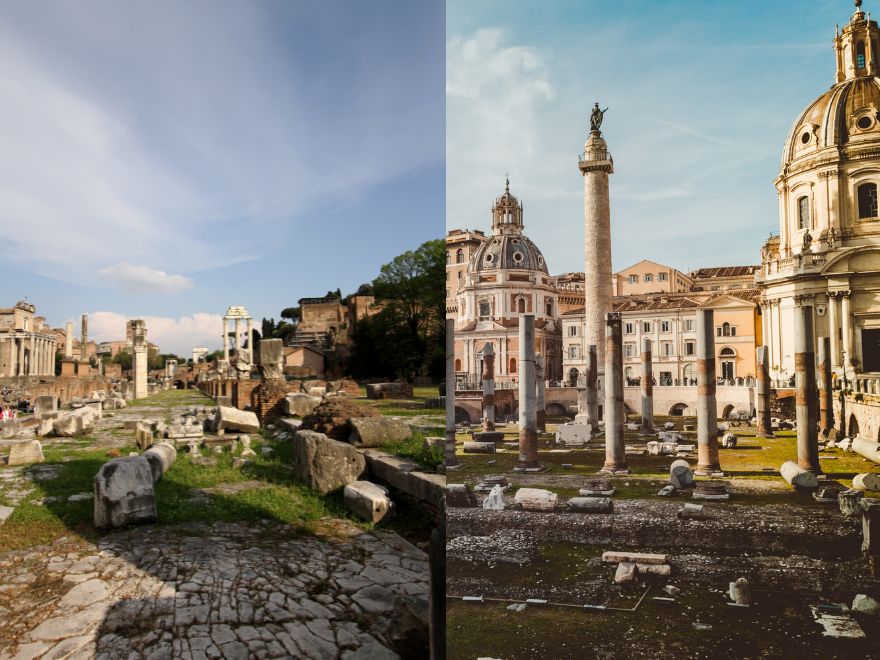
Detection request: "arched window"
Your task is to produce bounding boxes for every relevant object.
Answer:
[858,40,866,69]
[517,298,525,313]
[797,196,809,230]
[456,249,464,264]
[509,357,517,374]
[722,322,732,337]
[858,182,878,219]
[446,251,451,265]
[720,347,736,357]
[454,358,461,371]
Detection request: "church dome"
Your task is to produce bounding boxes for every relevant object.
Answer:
[469,233,549,273]
[782,76,880,167]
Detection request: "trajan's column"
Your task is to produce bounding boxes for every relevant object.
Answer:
[579,104,614,398]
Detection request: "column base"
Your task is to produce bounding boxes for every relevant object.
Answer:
[797,461,824,476]
[694,468,724,477]
[756,432,776,439]
[513,463,544,472]
[597,467,631,475]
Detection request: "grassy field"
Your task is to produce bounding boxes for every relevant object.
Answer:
[0,388,436,552]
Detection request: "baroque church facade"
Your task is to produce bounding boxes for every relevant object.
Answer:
[757,3,880,381]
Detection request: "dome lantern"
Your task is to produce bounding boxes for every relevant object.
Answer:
[491,177,524,236]
[834,1,880,82]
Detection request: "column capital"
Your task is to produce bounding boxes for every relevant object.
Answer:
[793,293,815,306]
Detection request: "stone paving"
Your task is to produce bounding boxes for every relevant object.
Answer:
[0,522,428,659]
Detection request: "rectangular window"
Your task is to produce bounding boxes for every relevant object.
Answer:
[685,320,694,331]
[627,274,638,283]
[662,342,673,356]
[446,289,450,299]
[568,326,578,336]
[624,323,634,334]
[660,321,670,333]
[711,286,720,291]
[479,302,491,317]
[569,346,578,359]
[798,196,810,230]
[658,273,668,281]
[625,344,634,357]
[458,271,462,279]
[643,322,651,333]
[730,284,740,289]
[644,274,653,282]
[731,326,737,337]
[446,272,449,280]
[716,327,722,337]
[685,341,695,356]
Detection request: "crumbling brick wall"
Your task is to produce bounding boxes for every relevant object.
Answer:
[770,388,795,418]
[232,380,259,410]
[251,379,299,425]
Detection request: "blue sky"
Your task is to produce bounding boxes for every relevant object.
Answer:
[447,0,848,279]
[0,1,443,355]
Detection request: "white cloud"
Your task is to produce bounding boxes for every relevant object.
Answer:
[86,311,224,356]
[96,262,194,295]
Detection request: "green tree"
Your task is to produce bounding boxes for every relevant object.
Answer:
[347,238,445,380]
[112,350,132,371]
[280,307,301,323]
[262,318,276,338]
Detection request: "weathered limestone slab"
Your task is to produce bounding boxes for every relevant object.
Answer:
[472,431,505,443]
[670,460,693,489]
[852,594,880,615]
[839,489,864,516]
[566,497,613,513]
[721,433,738,449]
[291,429,367,494]
[53,407,99,437]
[637,563,671,576]
[602,551,667,564]
[94,456,157,529]
[677,503,704,519]
[135,424,153,451]
[362,450,445,512]
[556,423,591,446]
[463,442,496,454]
[347,417,411,448]
[423,436,444,452]
[34,396,58,418]
[217,406,260,434]
[446,484,477,508]
[514,488,557,512]
[7,440,44,466]
[648,442,678,456]
[284,393,322,417]
[853,473,880,492]
[614,562,637,584]
[483,484,505,510]
[102,398,118,410]
[780,461,819,488]
[344,481,392,523]
[852,437,880,464]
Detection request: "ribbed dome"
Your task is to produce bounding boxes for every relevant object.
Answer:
[469,234,548,273]
[782,76,880,167]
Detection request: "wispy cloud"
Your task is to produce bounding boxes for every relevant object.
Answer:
[86,311,223,356]
[97,263,194,295]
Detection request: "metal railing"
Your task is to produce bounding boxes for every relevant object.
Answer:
[579,150,612,163]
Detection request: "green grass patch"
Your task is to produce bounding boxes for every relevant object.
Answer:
[380,430,444,470]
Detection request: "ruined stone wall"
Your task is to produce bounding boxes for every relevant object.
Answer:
[769,388,795,419]
[251,379,298,425]
[17,377,110,405]
[833,392,880,440]
[232,379,259,410]
[299,302,343,333]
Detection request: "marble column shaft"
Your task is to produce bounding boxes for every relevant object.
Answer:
[535,355,545,433]
[223,317,230,362]
[29,333,35,375]
[65,321,73,358]
[445,318,459,468]
[585,344,599,431]
[818,337,833,433]
[602,313,627,473]
[641,338,654,434]
[81,315,88,362]
[696,309,721,475]
[481,343,495,432]
[795,306,821,474]
[516,315,540,470]
[756,345,774,438]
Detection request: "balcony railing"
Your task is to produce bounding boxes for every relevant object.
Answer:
[579,150,613,164]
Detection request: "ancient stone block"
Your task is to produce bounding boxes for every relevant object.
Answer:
[693,482,729,500]
[637,563,671,575]
[53,407,99,437]
[344,481,391,523]
[290,429,366,494]
[463,441,495,454]
[284,394,322,417]
[852,594,880,615]
[670,460,693,489]
[144,442,176,477]
[839,489,864,516]
[472,431,505,443]
[853,473,880,492]
[721,433,738,449]
[258,339,284,379]
[566,497,612,513]
[136,424,153,451]
[648,441,677,456]
[423,436,444,453]
[658,485,677,497]
[366,383,414,399]
[446,484,477,508]
[216,406,260,434]
[780,461,819,488]
[7,440,44,466]
[94,456,157,529]
[514,488,557,512]
[614,562,637,584]
[677,503,704,519]
[556,423,591,446]
[602,551,666,565]
[852,437,880,464]
[347,417,411,448]
[732,577,751,605]
[34,396,57,418]
[483,484,505,510]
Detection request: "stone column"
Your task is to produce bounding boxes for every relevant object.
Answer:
[516,314,540,471]
[795,304,822,474]
[579,126,614,384]
[842,292,852,369]
[10,338,17,376]
[222,317,229,362]
[818,337,833,433]
[756,345,774,438]
[65,321,73,358]
[641,338,654,434]
[28,333,35,376]
[445,319,459,469]
[247,318,253,352]
[829,293,840,370]
[81,315,88,362]
[234,317,241,355]
[600,313,628,474]
[481,343,495,432]
[131,320,148,400]
[696,309,722,476]
[575,344,599,431]
[535,355,546,433]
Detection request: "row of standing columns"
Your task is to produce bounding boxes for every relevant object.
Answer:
[4,334,56,376]
[222,316,253,362]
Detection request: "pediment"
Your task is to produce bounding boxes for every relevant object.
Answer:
[701,295,757,309]
[821,246,880,276]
